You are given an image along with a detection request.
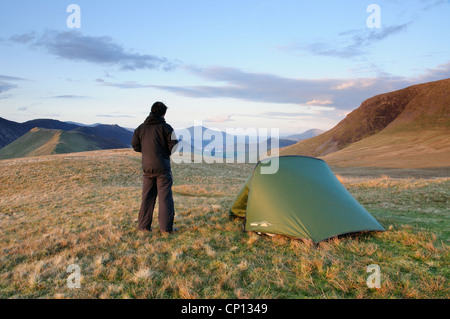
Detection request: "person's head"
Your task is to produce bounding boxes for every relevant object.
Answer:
[151,101,168,117]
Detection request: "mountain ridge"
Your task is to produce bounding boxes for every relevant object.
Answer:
[0,117,133,148]
[0,127,129,160]
[280,78,450,168]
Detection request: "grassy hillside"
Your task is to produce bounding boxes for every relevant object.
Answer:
[0,149,448,298]
[0,128,128,160]
[281,79,450,168]
[322,125,450,168]
[73,124,133,147]
[0,118,80,148]
[0,117,133,149]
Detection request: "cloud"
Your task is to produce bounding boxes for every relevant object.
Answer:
[0,82,16,94]
[331,78,378,90]
[417,61,450,82]
[151,66,344,106]
[259,112,316,118]
[10,30,177,71]
[150,63,450,110]
[0,74,26,95]
[257,108,335,118]
[0,75,27,81]
[349,23,411,44]
[148,66,383,109]
[234,112,316,123]
[204,114,234,123]
[332,82,356,90]
[305,99,334,106]
[49,95,88,99]
[285,22,411,58]
[93,62,449,113]
[96,114,134,118]
[96,78,151,89]
[421,0,448,11]
[9,32,36,44]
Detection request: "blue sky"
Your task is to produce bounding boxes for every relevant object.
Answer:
[1,0,449,135]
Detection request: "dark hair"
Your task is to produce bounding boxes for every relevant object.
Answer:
[151,101,168,116]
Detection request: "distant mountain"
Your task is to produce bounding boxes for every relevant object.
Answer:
[0,118,78,148]
[72,124,133,147]
[174,125,297,159]
[281,78,450,168]
[0,128,129,160]
[65,121,104,127]
[267,137,298,149]
[175,125,234,149]
[284,129,326,141]
[0,117,133,149]
[0,117,29,148]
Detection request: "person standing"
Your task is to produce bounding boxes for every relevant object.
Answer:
[132,101,178,233]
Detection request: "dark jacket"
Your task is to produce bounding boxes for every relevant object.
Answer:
[132,114,178,174]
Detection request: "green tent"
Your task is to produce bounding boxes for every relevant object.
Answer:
[230,156,385,243]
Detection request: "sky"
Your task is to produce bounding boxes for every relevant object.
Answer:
[1,0,449,135]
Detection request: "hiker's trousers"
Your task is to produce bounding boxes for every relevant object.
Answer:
[138,171,175,232]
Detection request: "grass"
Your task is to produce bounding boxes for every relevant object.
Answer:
[321,127,450,169]
[0,149,448,299]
